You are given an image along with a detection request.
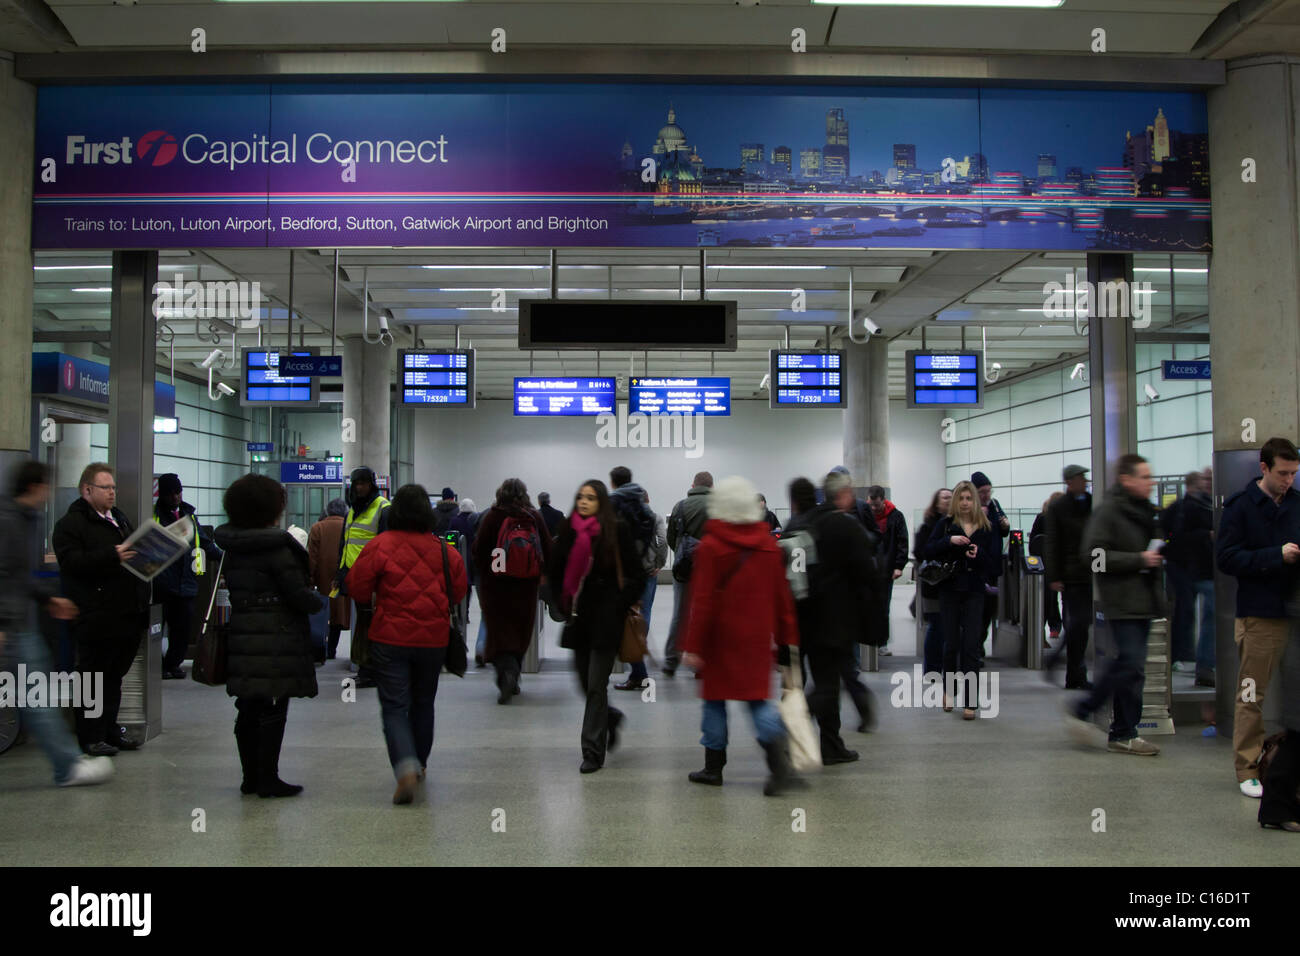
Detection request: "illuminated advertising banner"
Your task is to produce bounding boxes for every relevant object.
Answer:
[34,84,1208,252]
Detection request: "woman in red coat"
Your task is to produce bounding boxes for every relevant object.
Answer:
[681,475,804,796]
[347,484,468,805]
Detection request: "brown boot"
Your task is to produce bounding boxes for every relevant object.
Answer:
[393,772,418,805]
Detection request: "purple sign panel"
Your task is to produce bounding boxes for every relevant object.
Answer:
[34,83,1210,252]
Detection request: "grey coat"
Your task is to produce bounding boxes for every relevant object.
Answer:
[1082,485,1166,620]
[0,496,57,633]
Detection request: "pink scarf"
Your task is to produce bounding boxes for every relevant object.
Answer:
[562,513,601,613]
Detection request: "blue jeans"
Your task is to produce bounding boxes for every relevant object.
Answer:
[474,586,487,659]
[1077,617,1149,742]
[3,631,83,784]
[627,574,658,683]
[700,698,784,750]
[1193,578,1216,671]
[369,641,446,780]
[664,578,688,669]
[922,611,943,677]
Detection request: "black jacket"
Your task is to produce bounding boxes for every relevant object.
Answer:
[787,504,885,649]
[1084,485,1165,620]
[924,516,1003,593]
[152,500,221,599]
[539,503,566,537]
[0,496,58,632]
[985,497,1010,538]
[1029,512,1047,558]
[52,497,149,623]
[871,505,909,574]
[546,517,644,653]
[213,525,323,700]
[1163,492,1214,581]
[1044,491,1093,585]
[914,513,943,599]
[433,500,459,535]
[1217,478,1300,619]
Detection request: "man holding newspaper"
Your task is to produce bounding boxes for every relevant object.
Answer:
[52,463,156,756]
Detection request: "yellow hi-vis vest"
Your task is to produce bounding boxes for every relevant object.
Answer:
[154,513,205,576]
[338,495,390,571]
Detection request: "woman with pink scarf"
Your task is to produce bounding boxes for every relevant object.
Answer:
[546,479,645,774]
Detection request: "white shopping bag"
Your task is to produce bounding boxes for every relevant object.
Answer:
[778,648,821,773]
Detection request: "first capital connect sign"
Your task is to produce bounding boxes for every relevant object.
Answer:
[65,130,450,172]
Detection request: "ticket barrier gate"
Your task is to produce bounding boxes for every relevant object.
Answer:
[990,530,1047,668]
[1020,550,1046,669]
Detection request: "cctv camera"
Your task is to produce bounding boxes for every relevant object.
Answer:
[200,348,224,370]
[1070,362,1086,381]
[1144,383,1159,402]
[758,373,771,391]
[217,382,235,397]
[378,312,390,333]
[861,316,880,336]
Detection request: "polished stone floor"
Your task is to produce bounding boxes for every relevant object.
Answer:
[1,585,1295,866]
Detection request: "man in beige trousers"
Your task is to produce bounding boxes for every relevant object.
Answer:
[1216,437,1300,799]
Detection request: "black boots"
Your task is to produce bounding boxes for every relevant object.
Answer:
[821,735,860,765]
[235,722,259,795]
[256,708,302,798]
[688,748,726,786]
[760,735,807,797]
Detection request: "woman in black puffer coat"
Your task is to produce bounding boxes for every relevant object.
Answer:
[213,474,323,798]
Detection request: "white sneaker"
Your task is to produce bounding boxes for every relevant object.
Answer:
[1240,778,1263,799]
[58,756,115,788]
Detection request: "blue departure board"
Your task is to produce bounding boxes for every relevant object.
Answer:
[514,377,616,416]
[399,349,475,407]
[905,351,983,408]
[769,350,846,408]
[629,377,730,416]
[241,349,319,407]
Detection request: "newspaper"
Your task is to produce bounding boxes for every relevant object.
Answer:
[120,515,195,582]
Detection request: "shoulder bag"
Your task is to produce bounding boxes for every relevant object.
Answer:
[192,551,228,686]
[441,537,469,677]
[779,647,821,773]
[614,544,650,665]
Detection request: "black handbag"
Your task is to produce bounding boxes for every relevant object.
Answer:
[918,560,956,586]
[441,537,468,677]
[192,552,228,686]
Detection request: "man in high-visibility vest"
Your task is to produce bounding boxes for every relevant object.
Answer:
[153,473,221,680]
[332,466,390,689]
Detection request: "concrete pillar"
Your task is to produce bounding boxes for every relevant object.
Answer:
[0,55,36,480]
[844,335,890,672]
[342,335,393,481]
[1086,253,1137,491]
[1206,56,1300,731]
[109,251,158,527]
[843,336,890,491]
